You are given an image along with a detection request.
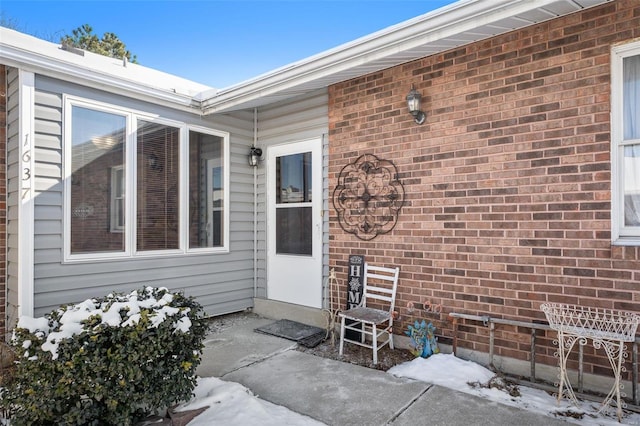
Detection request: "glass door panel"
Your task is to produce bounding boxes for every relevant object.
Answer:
[276,152,312,204]
[275,151,313,255]
[276,206,312,255]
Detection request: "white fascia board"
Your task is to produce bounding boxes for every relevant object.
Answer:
[0,28,208,114]
[199,0,596,114]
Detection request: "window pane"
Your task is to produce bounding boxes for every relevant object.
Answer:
[276,152,312,204]
[623,55,640,140]
[110,166,125,232]
[70,106,126,254]
[276,207,312,255]
[188,131,224,248]
[137,121,180,251]
[624,144,640,226]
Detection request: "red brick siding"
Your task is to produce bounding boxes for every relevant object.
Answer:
[0,65,6,334]
[328,0,640,382]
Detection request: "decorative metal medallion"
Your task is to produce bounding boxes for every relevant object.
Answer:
[332,154,405,240]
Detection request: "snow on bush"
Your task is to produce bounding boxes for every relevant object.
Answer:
[1,287,208,425]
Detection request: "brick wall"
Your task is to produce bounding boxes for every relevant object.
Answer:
[328,0,640,383]
[0,65,6,335]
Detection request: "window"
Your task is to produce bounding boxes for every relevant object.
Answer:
[612,41,640,244]
[275,152,313,255]
[188,130,226,249]
[69,105,126,254]
[64,97,229,260]
[136,120,180,251]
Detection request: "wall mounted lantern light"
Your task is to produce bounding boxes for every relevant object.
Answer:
[249,146,263,167]
[406,85,426,125]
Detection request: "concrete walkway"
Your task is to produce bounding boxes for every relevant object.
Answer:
[196,313,572,426]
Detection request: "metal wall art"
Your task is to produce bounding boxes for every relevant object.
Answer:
[332,154,405,240]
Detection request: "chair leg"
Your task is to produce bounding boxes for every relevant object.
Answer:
[389,324,394,350]
[339,316,345,356]
[372,324,378,365]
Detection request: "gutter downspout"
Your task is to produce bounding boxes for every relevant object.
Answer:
[253,108,258,298]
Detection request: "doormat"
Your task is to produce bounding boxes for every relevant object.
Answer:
[255,319,326,348]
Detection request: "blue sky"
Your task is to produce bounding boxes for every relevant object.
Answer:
[2,1,455,88]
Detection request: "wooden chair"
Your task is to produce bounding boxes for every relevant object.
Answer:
[338,263,400,364]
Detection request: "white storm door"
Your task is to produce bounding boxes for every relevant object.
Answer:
[267,139,322,308]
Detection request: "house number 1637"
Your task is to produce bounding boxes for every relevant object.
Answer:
[22,134,32,200]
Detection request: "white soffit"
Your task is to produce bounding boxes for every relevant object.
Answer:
[200,0,611,114]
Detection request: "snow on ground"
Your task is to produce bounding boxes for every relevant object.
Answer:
[0,377,323,426]
[177,353,640,426]
[388,353,640,426]
[174,377,324,426]
[4,350,638,425]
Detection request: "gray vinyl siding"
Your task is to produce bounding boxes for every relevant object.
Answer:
[30,75,256,317]
[6,67,20,328]
[254,89,329,305]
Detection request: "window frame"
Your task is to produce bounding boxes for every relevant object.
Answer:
[63,97,132,261]
[611,40,640,245]
[63,95,230,262]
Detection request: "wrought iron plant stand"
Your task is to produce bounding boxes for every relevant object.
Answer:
[541,303,639,422]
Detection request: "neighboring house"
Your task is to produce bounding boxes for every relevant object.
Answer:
[1,0,638,397]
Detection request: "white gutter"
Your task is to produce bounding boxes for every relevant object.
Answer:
[199,0,601,114]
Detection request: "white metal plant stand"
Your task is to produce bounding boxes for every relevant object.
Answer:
[541,303,640,422]
[323,268,341,347]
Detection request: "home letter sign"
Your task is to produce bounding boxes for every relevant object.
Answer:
[346,254,364,340]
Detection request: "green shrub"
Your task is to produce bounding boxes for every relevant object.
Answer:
[1,286,208,425]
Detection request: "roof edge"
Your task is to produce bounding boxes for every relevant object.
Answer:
[0,28,209,113]
[198,0,580,114]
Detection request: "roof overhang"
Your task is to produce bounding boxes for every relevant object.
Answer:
[199,0,611,115]
[0,0,611,116]
[0,28,211,114]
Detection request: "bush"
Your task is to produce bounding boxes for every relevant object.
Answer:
[1,286,208,425]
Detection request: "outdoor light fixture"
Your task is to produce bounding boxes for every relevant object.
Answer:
[249,146,263,167]
[406,85,426,125]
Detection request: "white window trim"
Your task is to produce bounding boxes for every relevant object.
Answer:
[611,40,640,245]
[63,95,230,262]
[185,125,230,254]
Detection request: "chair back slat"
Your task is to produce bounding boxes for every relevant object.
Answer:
[366,272,395,281]
[366,294,393,304]
[364,286,393,295]
[361,263,399,313]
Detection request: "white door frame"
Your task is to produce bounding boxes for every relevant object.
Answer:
[266,138,323,308]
